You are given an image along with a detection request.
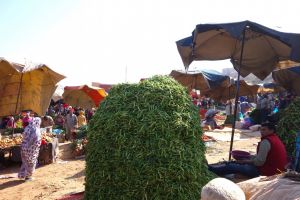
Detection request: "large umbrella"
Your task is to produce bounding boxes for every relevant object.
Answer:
[273,66,300,95]
[63,85,107,109]
[177,21,300,160]
[177,21,300,79]
[206,80,259,102]
[0,58,65,117]
[170,69,230,92]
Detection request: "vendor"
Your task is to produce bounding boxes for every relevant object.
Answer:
[208,122,288,177]
[65,107,78,140]
[41,115,55,133]
[6,116,16,129]
[203,109,224,130]
[78,110,87,127]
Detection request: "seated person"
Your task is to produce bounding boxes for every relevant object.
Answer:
[208,122,288,178]
[41,115,55,132]
[203,109,224,130]
[241,112,254,129]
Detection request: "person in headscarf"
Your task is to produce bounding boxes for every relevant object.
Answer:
[78,110,87,127]
[22,112,32,128]
[18,117,42,181]
[6,116,16,129]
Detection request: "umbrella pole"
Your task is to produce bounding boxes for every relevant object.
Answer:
[229,87,232,114]
[13,73,23,135]
[228,28,246,161]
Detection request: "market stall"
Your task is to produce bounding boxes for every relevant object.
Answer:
[0,128,62,166]
[0,58,65,117]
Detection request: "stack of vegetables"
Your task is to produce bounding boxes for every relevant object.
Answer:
[71,125,88,157]
[85,76,215,200]
[0,136,23,149]
[277,97,300,156]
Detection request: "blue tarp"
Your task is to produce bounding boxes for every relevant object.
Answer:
[263,82,278,88]
[201,69,229,88]
[288,66,300,75]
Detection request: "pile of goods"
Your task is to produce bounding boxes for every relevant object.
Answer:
[277,97,300,156]
[71,125,88,157]
[215,114,226,121]
[0,136,23,149]
[41,132,54,145]
[71,138,88,157]
[85,76,215,199]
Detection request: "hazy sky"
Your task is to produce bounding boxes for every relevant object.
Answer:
[0,0,299,86]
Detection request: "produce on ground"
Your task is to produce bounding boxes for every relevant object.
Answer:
[85,76,215,200]
[277,97,300,156]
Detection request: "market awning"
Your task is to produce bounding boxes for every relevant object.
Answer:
[170,69,230,92]
[0,58,65,117]
[63,85,107,109]
[205,80,259,102]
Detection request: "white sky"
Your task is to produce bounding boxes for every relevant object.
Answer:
[1,0,300,86]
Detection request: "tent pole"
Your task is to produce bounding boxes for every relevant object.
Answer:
[228,28,246,161]
[229,87,232,114]
[13,73,23,135]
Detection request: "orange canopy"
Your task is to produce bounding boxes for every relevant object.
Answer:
[91,82,114,92]
[63,85,107,109]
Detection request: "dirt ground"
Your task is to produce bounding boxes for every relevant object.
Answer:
[0,135,260,200]
[0,158,85,200]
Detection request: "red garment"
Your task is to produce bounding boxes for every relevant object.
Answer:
[257,133,287,176]
[22,116,32,128]
[193,99,197,105]
[199,109,207,119]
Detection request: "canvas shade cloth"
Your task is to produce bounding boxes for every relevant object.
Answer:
[257,82,285,94]
[205,80,259,102]
[177,21,300,80]
[63,85,107,109]
[272,66,300,95]
[0,58,65,117]
[170,69,230,92]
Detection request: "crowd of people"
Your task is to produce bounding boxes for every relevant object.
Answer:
[0,102,96,135]
[194,91,297,131]
[0,101,96,181]
[191,91,297,178]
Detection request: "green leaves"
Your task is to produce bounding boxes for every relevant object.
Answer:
[85,76,214,200]
[277,97,300,156]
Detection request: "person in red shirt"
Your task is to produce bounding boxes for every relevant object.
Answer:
[208,122,288,177]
